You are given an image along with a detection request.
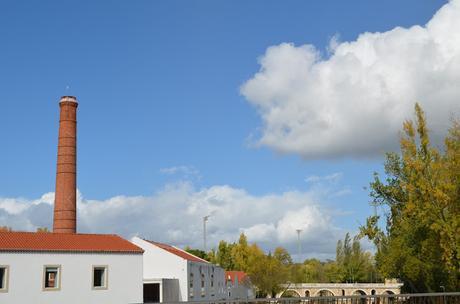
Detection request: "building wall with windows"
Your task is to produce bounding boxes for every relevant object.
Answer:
[188,260,226,301]
[0,252,143,304]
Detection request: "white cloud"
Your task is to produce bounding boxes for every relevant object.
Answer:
[305,172,343,183]
[0,183,343,258]
[160,165,202,180]
[241,0,460,159]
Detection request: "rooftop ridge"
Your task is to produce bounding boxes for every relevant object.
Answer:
[0,231,143,253]
[143,238,209,263]
[0,231,120,236]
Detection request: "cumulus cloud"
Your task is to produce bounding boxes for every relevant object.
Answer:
[241,0,460,159]
[0,183,342,258]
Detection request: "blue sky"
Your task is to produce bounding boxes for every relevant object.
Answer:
[1,0,458,259]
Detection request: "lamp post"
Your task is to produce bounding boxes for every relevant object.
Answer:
[203,215,210,252]
[296,229,302,263]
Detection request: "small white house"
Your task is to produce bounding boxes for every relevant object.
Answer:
[132,237,227,303]
[0,231,144,304]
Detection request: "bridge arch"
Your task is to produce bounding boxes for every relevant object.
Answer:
[316,289,335,297]
[281,290,301,298]
[304,290,310,297]
[352,290,367,304]
[383,290,395,295]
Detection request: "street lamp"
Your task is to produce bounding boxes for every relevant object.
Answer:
[203,215,210,252]
[296,229,302,263]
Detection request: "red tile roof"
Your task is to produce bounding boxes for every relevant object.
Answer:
[145,240,209,263]
[0,231,143,254]
[226,271,248,284]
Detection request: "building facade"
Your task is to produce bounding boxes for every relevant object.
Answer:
[226,270,255,300]
[0,231,144,304]
[132,237,227,302]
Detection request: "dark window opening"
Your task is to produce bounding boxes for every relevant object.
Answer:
[0,267,6,290]
[44,267,59,289]
[144,283,160,303]
[93,267,107,288]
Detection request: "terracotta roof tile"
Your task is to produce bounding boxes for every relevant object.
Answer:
[0,231,143,254]
[226,271,248,284]
[145,240,209,263]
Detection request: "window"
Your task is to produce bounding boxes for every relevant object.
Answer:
[0,266,9,292]
[201,273,205,297]
[210,274,214,296]
[43,265,61,290]
[189,273,194,298]
[92,266,108,289]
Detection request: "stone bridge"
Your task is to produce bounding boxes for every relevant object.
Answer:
[276,280,403,298]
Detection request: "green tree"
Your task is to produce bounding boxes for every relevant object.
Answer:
[336,233,375,283]
[184,246,211,261]
[360,104,460,292]
[303,258,324,282]
[274,247,293,266]
[214,240,236,270]
[249,251,288,297]
[232,233,251,271]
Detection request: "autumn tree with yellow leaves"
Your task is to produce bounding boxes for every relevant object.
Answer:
[360,104,459,292]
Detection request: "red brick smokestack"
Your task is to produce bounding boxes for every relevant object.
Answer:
[53,96,78,233]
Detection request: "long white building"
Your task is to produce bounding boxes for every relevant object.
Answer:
[0,231,144,304]
[132,237,227,303]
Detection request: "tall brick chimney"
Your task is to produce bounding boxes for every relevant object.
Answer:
[53,96,78,233]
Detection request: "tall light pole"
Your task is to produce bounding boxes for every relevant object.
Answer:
[296,229,302,262]
[203,215,210,252]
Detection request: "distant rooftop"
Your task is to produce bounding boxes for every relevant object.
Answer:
[0,231,143,254]
[226,270,248,284]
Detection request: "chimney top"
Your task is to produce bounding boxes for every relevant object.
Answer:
[60,96,77,103]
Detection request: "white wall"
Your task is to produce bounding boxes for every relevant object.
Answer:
[131,237,227,302]
[0,251,143,304]
[132,237,188,301]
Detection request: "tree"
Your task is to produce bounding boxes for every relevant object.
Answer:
[336,233,375,283]
[231,233,251,272]
[360,104,460,292]
[249,251,288,297]
[214,240,236,270]
[184,246,210,261]
[274,247,293,266]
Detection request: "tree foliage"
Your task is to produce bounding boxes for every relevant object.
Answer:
[360,104,460,292]
[205,232,378,297]
[184,246,211,261]
[336,233,376,283]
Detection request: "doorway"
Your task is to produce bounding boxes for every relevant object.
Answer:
[143,283,160,303]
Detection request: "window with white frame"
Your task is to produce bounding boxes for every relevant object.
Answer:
[0,266,9,292]
[92,266,108,289]
[43,265,61,290]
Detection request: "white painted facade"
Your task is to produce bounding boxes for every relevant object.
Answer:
[132,237,227,302]
[0,251,143,304]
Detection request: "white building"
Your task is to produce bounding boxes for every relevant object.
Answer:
[0,231,144,304]
[132,237,227,303]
